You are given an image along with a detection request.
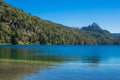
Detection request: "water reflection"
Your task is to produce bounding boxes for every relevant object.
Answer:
[0,46,67,80]
[0,46,114,66]
[0,61,51,80]
[0,45,120,80]
[0,48,66,63]
[81,56,102,66]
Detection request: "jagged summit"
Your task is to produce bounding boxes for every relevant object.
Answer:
[0,1,120,44]
[81,23,102,32]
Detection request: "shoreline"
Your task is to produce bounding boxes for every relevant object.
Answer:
[0,59,62,65]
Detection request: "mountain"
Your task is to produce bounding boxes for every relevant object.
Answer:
[0,1,119,45]
[112,33,120,44]
[81,23,119,44]
[0,0,97,44]
[112,33,120,37]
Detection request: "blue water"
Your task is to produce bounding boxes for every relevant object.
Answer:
[0,45,120,80]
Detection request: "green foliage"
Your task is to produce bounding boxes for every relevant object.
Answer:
[81,23,120,44]
[0,1,119,45]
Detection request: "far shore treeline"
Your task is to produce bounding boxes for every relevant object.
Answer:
[0,0,120,45]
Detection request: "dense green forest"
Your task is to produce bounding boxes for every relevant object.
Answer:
[0,0,120,45]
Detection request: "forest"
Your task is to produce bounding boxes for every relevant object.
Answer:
[0,0,120,45]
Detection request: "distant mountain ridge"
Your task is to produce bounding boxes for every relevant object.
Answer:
[112,33,120,37]
[81,23,119,44]
[0,1,120,45]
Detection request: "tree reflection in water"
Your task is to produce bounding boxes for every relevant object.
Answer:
[0,61,51,80]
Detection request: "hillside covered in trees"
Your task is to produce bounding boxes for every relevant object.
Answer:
[81,23,120,44]
[0,0,120,45]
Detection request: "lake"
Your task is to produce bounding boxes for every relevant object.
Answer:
[0,45,120,80]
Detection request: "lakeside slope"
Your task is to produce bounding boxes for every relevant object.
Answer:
[0,0,120,45]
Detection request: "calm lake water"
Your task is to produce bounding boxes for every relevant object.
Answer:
[0,45,120,80]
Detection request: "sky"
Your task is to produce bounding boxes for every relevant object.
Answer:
[4,0,120,33]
